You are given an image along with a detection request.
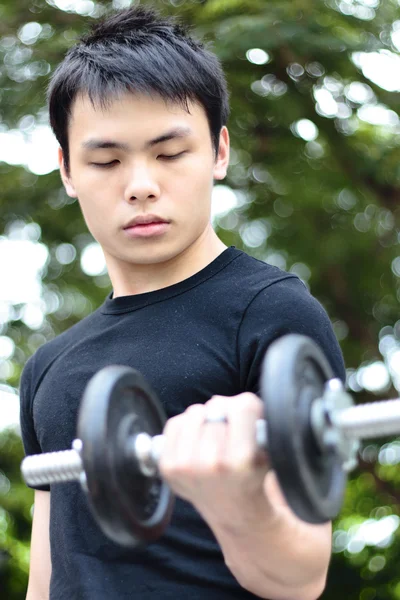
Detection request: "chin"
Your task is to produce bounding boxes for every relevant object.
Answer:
[108,235,198,266]
[126,246,181,265]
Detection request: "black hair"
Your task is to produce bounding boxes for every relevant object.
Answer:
[47,5,230,173]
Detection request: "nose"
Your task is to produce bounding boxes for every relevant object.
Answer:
[124,162,160,204]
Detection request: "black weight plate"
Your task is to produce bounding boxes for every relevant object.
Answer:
[77,366,174,546]
[260,334,347,523]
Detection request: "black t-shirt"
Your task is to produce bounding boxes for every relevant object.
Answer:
[20,247,345,599]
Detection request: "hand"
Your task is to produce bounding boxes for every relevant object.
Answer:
[159,395,330,600]
[158,393,271,528]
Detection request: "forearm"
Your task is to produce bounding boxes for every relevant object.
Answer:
[216,512,330,599]
[201,477,331,600]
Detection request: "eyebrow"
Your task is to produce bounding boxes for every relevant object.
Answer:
[81,126,193,152]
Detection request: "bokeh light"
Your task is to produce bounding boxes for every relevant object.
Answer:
[246,48,270,65]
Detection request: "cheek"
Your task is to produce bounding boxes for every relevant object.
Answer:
[175,156,214,200]
[172,166,213,225]
[74,168,114,203]
[74,182,113,238]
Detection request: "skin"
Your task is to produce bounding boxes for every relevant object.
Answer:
[59,92,229,297]
[55,91,332,600]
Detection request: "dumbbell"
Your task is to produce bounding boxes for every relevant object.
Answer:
[21,334,400,547]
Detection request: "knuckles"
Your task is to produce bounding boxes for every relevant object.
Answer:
[160,392,264,486]
[161,450,258,482]
[205,392,262,417]
[234,392,263,415]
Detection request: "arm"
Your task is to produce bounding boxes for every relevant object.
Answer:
[161,394,332,600]
[26,490,52,600]
[206,471,331,600]
[161,279,342,598]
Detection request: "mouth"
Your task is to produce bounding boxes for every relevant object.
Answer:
[123,215,169,229]
[123,215,170,239]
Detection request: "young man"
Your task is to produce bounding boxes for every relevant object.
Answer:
[20,6,345,600]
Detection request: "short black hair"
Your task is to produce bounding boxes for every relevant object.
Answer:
[47,5,230,173]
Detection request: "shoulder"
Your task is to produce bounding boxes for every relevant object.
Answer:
[20,307,102,395]
[237,272,332,343]
[243,275,328,326]
[233,264,345,382]
[228,250,318,317]
[221,249,336,339]
[228,249,298,293]
[216,249,301,313]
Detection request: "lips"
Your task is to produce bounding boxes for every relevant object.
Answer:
[122,215,171,239]
[123,215,169,229]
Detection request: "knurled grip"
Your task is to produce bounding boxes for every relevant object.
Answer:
[21,445,83,486]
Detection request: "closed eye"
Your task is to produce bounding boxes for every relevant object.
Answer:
[158,152,186,160]
[90,152,186,167]
[90,160,119,168]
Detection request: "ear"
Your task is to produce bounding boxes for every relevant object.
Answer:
[213,126,230,181]
[58,147,78,198]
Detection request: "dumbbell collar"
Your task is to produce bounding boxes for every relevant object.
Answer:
[310,379,360,472]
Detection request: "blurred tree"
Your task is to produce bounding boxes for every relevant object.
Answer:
[0,428,32,598]
[1,0,400,598]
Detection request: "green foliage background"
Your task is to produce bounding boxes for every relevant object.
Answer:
[1,0,400,598]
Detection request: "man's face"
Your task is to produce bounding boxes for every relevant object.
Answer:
[59,92,229,269]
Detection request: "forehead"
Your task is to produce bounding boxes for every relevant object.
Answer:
[68,91,209,142]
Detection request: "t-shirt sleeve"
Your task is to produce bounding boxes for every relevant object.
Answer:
[237,276,346,394]
[19,355,51,492]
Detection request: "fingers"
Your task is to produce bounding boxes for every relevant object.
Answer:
[202,393,266,470]
[159,393,269,503]
[161,404,205,476]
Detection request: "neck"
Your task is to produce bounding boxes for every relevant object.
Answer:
[107,226,227,298]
